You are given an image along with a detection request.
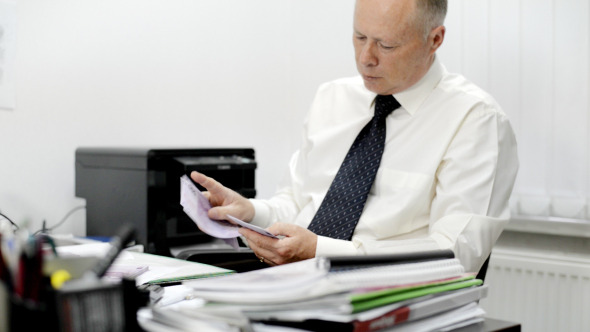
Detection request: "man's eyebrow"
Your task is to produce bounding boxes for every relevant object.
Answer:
[353,29,377,41]
[353,30,391,44]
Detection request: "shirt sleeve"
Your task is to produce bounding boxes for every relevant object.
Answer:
[428,103,518,272]
[316,103,518,273]
[249,150,307,229]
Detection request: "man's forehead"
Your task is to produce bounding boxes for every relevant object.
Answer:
[355,0,417,15]
[353,0,418,39]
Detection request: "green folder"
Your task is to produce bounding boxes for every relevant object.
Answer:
[350,276,482,313]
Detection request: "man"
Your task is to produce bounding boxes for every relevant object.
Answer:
[191,0,518,273]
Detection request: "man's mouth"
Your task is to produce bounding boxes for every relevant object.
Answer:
[362,74,380,81]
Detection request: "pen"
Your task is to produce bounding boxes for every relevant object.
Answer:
[15,246,26,298]
[14,235,43,302]
[91,224,136,279]
[41,234,58,257]
[27,236,43,302]
[0,234,13,292]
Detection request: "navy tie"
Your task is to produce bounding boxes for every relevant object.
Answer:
[307,94,400,240]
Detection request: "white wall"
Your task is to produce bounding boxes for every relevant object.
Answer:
[438,0,590,221]
[0,0,357,235]
[3,0,589,236]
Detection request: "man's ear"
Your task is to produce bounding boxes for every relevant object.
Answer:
[429,25,446,54]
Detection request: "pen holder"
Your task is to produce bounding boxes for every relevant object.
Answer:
[9,292,58,332]
[53,280,126,332]
[7,276,58,332]
[6,278,146,332]
[53,277,148,332]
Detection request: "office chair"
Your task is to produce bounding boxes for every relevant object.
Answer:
[177,248,268,273]
[476,254,491,283]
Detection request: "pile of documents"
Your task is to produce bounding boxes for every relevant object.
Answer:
[138,250,488,332]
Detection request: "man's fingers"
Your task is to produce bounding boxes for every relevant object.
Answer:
[190,171,224,195]
[189,170,206,185]
[267,222,298,235]
[208,205,234,221]
[239,228,283,264]
[239,228,277,252]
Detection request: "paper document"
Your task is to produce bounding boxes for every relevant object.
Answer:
[180,175,278,249]
[54,243,233,286]
[226,215,278,239]
[186,258,465,304]
[104,264,149,281]
[180,175,240,238]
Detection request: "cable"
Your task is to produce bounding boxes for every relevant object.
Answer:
[0,211,19,230]
[35,205,86,235]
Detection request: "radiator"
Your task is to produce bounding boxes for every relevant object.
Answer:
[480,248,590,332]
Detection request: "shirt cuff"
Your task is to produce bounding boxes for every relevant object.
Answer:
[315,236,360,257]
[249,199,272,228]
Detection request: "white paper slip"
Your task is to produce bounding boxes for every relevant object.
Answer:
[180,175,240,239]
[226,215,279,239]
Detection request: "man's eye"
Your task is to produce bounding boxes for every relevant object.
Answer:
[379,43,394,50]
[355,35,366,41]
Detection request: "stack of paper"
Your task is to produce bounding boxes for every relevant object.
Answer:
[52,242,234,286]
[139,251,488,331]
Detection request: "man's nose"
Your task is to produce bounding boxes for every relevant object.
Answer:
[359,42,378,67]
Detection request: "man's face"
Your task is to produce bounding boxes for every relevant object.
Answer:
[353,0,438,95]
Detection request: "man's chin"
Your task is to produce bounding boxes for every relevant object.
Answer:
[362,81,392,96]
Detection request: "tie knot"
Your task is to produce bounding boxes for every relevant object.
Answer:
[374,94,400,120]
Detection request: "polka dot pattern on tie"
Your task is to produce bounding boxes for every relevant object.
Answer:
[307,94,400,240]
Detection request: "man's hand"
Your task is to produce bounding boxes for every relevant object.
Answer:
[239,223,317,266]
[190,171,255,222]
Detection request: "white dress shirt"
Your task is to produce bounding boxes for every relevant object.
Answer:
[250,57,519,272]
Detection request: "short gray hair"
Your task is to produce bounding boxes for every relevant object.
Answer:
[415,0,447,39]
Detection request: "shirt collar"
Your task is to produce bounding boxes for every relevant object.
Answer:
[391,56,446,116]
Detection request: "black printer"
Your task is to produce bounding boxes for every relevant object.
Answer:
[75,147,256,256]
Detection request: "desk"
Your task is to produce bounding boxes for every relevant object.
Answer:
[49,244,520,332]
